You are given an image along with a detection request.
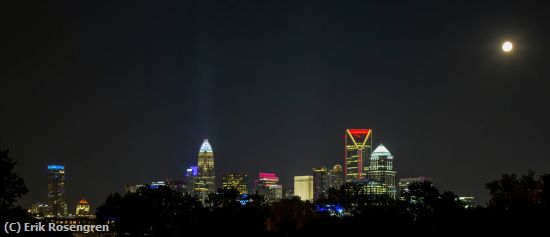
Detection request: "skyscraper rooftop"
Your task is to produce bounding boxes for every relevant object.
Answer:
[47,165,64,170]
[372,143,392,157]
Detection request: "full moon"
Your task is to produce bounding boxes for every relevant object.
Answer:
[502,41,513,52]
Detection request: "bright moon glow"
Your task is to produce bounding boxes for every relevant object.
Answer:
[502,41,513,52]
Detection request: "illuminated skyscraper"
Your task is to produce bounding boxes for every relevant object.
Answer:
[366,144,397,198]
[255,173,279,192]
[222,172,248,194]
[294,176,313,201]
[195,139,215,201]
[312,167,330,200]
[254,172,282,202]
[329,164,345,189]
[344,129,373,182]
[186,166,198,194]
[47,165,67,217]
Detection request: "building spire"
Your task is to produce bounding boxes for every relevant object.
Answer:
[199,139,213,153]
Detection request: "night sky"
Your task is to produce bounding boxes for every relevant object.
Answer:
[2,1,550,210]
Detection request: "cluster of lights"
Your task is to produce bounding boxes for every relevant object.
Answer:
[315,204,345,217]
[186,166,198,176]
[48,165,64,170]
[150,181,166,189]
[239,194,250,205]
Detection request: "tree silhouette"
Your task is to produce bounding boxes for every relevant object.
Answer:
[0,149,29,222]
[206,188,241,209]
[95,192,122,225]
[95,171,550,235]
[484,171,550,233]
[486,171,540,209]
[540,173,550,208]
[96,186,204,236]
[269,197,315,235]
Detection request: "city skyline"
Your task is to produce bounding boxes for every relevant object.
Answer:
[3,0,550,212]
[9,121,538,211]
[34,133,431,211]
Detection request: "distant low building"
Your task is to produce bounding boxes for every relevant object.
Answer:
[150,181,166,189]
[459,196,475,208]
[294,176,313,201]
[398,176,431,196]
[283,187,294,199]
[40,216,97,230]
[125,184,147,193]
[165,179,186,193]
[349,177,387,195]
[75,198,93,217]
[267,185,283,202]
[29,203,49,217]
[125,179,186,194]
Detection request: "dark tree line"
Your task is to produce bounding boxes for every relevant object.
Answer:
[96,187,270,236]
[95,172,550,236]
[483,171,550,233]
[1,149,550,235]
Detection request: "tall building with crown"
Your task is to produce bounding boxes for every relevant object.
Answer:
[47,165,67,217]
[254,172,282,202]
[366,144,397,198]
[344,129,373,182]
[329,164,345,189]
[195,139,215,202]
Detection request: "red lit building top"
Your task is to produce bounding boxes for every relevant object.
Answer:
[259,172,279,181]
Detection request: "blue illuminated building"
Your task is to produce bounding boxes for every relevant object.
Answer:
[150,181,166,189]
[188,166,198,176]
[47,164,67,216]
[186,166,199,194]
[48,165,64,170]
